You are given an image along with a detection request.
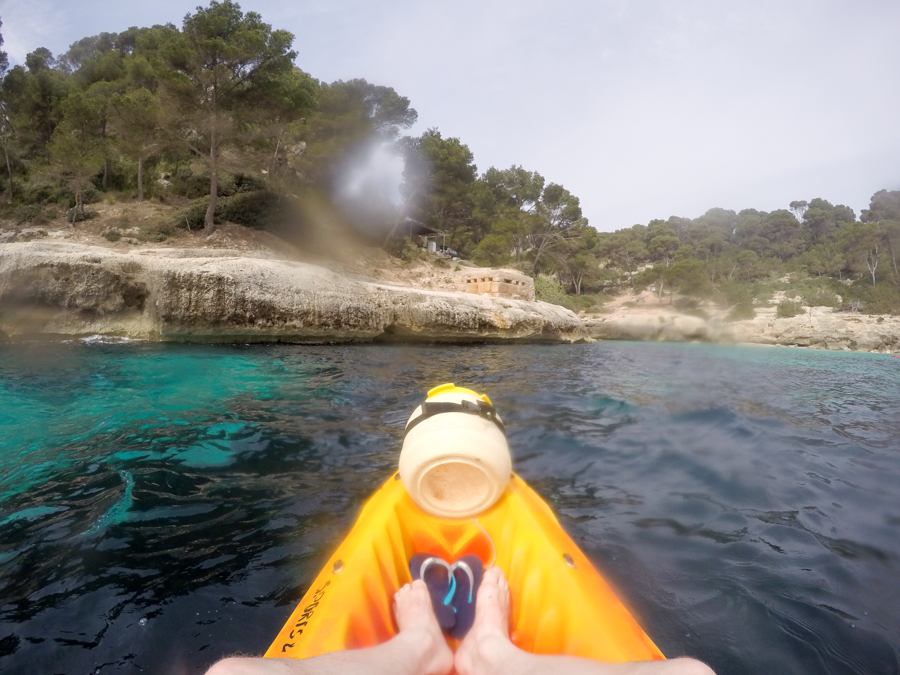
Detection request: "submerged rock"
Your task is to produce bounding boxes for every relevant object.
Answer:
[0,242,587,344]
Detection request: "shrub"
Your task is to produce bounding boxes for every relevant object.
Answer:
[727,301,756,321]
[103,230,122,242]
[673,296,709,319]
[82,183,102,205]
[217,190,282,229]
[175,191,285,231]
[559,293,609,313]
[172,169,211,199]
[20,180,68,206]
[233,173,267,193]
[138,219,179,242]
[534,274,567,306]
[14,204,42,224]
[389,236,425,263]
[65,208,98,223]
[177,198,213,230]
[717,280,762,320]
[852,284,900,315]
[801,287,840,308]
[777,300,803,318]
[472,233,511,266]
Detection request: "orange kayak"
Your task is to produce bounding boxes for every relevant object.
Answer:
[265,472,664,664]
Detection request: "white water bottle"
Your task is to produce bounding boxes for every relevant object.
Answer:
[399,383,512,519]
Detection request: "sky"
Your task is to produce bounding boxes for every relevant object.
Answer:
[1,0,899,231]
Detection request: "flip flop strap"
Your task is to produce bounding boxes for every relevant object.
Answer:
[417,556,477,607]
[449,560,476,603]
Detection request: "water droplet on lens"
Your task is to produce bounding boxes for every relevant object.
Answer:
[139,618,147,626]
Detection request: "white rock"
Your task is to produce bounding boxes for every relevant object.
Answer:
[0,242,586,343]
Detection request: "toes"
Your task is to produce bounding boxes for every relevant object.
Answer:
[483,566,504,584]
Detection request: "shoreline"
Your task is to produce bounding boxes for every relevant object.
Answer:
[580,292,900,353]
[0,241,587,345]
[1,236,897,352]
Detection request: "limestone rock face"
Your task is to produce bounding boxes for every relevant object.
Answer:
[583,305,900,352]
[0,242,587,343]
[728,307,900,352]
[583,313,734,343]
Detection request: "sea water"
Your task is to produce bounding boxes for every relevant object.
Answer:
[0,341,898,674]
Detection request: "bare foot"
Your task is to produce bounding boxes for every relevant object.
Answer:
[455,567,518,675]
[393,579,455,675]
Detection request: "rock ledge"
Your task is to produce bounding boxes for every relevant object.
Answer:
[0,242,587,344]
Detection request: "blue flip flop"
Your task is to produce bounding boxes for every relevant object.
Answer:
[409,553,456,630]
[447,554,483,639]
[409,553,484,637]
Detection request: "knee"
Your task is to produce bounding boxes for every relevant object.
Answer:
[669,657,716,675]
[204,657,246,675]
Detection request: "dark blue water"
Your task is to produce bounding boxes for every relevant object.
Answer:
[0,341,898,675]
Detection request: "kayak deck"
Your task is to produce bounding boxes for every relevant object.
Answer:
[265,473,664,663]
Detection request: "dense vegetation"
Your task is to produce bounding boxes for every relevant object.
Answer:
[1,3,898,314]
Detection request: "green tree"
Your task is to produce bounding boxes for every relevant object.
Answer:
[635,263,667,299]
[46,92,104,223]
[857,223,881,287]
[556,249,599,295]
[110,87,163,200]
[551,224,599,295]
[160,0,298,230]
[0,19,11,202]
[862,190,900,285]
[477,165,544,263]
[862,189,900,223]
[58,33,118,74]
[2,51,72,160]
[596,226,648,288]
[648,234,680,266]
[255,66,316,188]
[299,78,415,187]
[789,200,808,221]
[67,40,133,189]
[529,182,586,274]
[802,198,855,243]
[0,19,7,76]
[664,258,710,298]
[472,232,512,266]
[395,128,477,248]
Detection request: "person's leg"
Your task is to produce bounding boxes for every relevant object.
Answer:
[455,567,716,675]
[205,579,454,675]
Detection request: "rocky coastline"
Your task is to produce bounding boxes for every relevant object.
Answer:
[583,303,900,353]
[0,242,587,344]
[2,241,897,352]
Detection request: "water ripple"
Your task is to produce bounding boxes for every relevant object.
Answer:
[0,342,898,674]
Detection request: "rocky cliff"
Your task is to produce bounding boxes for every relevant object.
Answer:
[0,242,587,343]
[583,305,900,353]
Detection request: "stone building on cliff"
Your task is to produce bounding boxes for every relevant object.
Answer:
[455,268,535,302]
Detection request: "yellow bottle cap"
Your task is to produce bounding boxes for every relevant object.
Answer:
[426,383,492,405]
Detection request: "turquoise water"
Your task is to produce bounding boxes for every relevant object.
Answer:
[0,341,898,674]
